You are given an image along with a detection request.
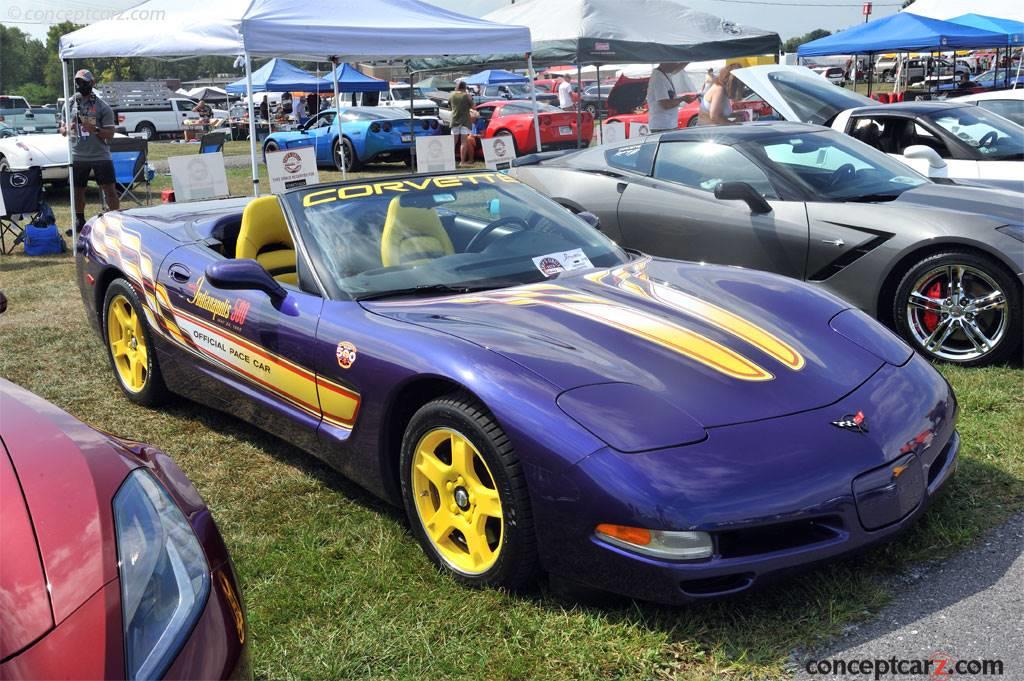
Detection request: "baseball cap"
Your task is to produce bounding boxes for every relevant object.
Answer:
[74,69,95,83]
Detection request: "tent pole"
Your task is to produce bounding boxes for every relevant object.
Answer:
[867,53,873,96]
[408,67,416,168]
[62,58,76,254]
[331,57,346,179]
[244,53,259,197]
[576,59,583,149]
[596,65,602,144]
[527,54,542,153]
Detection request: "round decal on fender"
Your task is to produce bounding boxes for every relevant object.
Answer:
[336,341,357,369]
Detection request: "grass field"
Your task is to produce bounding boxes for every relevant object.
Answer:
[1,163,1021,680]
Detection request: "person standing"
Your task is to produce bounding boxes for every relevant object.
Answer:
[646,63,693,133]
[59,69,117,235]
[557,74,575,111]
[699,64,740,126]
[448,81,474,167]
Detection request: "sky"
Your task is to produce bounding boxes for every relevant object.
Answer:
[6,0,902,44]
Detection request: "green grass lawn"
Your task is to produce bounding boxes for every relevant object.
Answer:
[1,171,1021,680]
[145,139,253,162]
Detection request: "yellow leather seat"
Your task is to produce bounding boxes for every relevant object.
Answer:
[236,196,298,285]
[380,196,454,267]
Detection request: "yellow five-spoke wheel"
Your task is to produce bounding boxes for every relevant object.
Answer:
[102,279,168,406]
[401,393,538,589]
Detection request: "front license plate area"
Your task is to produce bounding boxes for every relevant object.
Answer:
[853,453,925,530]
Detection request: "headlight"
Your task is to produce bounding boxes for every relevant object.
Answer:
[114,469,210,681]
[596,523,713,560]
[996,224,1024,242]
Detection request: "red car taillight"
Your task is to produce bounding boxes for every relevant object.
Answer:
[382,121,393,132]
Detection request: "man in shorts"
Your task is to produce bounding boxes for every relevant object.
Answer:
[60,69,118,234]
[448,80,474,167]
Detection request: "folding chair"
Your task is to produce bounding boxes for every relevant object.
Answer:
[199,131,227,155]
[0,166,43,254]
[108,137,152,207]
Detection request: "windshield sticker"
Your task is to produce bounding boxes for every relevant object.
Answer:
[532,248,594,277]
[302,173,519,208]
[432,193,456,203]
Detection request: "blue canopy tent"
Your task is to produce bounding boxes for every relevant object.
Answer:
[225,57,331,93]
[797,13,1006,57]
[463,69,529,85]
[331,62,387,92]
[947,14,1024,45]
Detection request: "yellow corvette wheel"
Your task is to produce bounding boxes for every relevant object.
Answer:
[102,279,169,406]
[401,393,539,589]
[107,293,148,392]
[411,428,503,575]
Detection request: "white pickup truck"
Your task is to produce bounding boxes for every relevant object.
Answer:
[114,97,226,139]
[361,84,439,118]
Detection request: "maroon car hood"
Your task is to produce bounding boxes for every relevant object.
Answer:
[0,380,136,630]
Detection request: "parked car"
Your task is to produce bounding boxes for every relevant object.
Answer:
[474,100,593,155]
[263,106,441,171]
[76,170,960,604]
[811,65,847,86]
[0,378,249,679]
[0,95,31,111]
[875,56,970,83]
[471,83,558,107]
[0,122,128,182]
[950,88,1024,127]
[361,84,439,118]
[512,122,1023,366]
[111,96,212,140]
[578,83,617,117]
[732,65,1024,190]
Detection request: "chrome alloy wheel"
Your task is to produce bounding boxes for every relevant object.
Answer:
[906,264,1008,362]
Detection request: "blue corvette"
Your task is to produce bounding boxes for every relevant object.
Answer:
[263,106,442,171]
[75,171,958,604]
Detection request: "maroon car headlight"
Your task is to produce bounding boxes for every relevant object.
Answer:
[113,469,210,681]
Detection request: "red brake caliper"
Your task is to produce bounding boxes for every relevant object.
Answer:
[922,280,943,332]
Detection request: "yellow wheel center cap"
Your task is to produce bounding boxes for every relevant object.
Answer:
[453,487,470,511]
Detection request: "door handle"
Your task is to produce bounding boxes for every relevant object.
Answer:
[821,238,846,247]
[169,263,191,283]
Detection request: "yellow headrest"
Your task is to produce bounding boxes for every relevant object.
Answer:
[380,197,454,267]
[237,196,292,260]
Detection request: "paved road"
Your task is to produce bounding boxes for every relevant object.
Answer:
[792,513,1024,679]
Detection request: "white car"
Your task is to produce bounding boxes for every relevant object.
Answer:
[811,66,847,86]
[362,84,439,118]
[733,65,1024,190]
[950,88,1024,127]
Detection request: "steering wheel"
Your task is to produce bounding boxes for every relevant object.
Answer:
[465,216,533,253]
[827,163,856,189]
[977,130,998,147]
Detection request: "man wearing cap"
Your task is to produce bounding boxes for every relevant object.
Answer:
[60,69,118,233]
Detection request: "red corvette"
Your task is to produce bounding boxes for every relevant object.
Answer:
[0,377,249,680]
[474,100,594,155]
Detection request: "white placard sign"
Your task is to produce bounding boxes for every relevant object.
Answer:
[627,121,651,139]
[168,152,229,202]
[481,136,517,171]
[266,146,319,194]
[601,121,626,145]
[415,136,456,174]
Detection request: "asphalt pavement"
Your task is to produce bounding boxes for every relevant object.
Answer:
[791,512,1024,680]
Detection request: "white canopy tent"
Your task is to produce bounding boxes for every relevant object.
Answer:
[902,0,1023,22]
[58,0,532,248]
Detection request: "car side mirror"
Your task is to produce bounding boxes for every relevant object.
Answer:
[903,144,947,170]
[714,181,772,215]
[577,211,601,231]
[205,259,287,302]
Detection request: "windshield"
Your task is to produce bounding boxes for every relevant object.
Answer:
[391,87,426,100]
[744,130,928,201]
[765,70,874,125]
[924,106,1024,160]
[284,173,628,300]
[0,111,58,134]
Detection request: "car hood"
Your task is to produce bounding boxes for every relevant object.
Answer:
[367,258,893,428]
[0,133,69,167]
[893,182,1024,223]
[0,379,135,628]
[732,64,875,125]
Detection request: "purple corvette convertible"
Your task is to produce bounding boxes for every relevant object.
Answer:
[75,171,958,603]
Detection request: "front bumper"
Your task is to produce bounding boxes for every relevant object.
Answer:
[534,354,959,604]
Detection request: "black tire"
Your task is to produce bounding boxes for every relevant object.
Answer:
[892,250,1021,367]
[333,137,361,171]
[102,278,170,406]
[584,103,597,117]
[136,122,157,140]
[400,392,539,591]
[685,115,699,127]
[0,157,10,172]
[494,129,519,156]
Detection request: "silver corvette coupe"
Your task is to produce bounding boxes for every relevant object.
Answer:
[513,122,1023,366]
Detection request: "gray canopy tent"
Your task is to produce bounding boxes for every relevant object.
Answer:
[409,0,780,147]
[58,0,532,249]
